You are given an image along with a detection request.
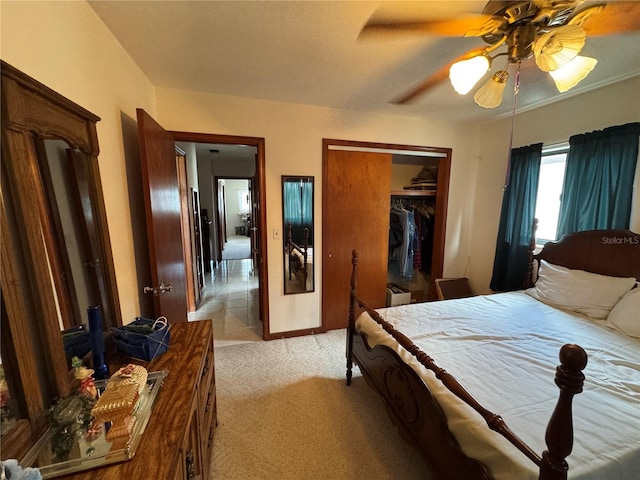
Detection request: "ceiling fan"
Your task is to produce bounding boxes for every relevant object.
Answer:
[360,1,640,108]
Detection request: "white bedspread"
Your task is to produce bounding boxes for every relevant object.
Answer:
[356,291,640,480]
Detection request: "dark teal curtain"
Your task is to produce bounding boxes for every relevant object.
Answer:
[490,143,542,292]
[283,179,313,244]
[556,122,640,238]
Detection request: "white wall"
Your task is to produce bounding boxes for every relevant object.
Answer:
[155,89,470,333]
[2,1,156,324]
[465,76,640,294]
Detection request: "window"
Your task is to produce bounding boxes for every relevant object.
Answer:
[534,144,568,244]
[237,189,250,213]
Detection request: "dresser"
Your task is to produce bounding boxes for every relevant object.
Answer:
[57,320,216,480]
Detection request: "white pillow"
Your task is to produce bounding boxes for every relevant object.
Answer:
[526,260,636,320]
[607,288,640,338]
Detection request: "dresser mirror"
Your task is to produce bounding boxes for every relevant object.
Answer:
[1,61,121,460]
[282,176,314,294]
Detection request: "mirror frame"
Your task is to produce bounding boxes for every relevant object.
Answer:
[1,61,121,330]
[282,176,314,294]
[1,61,121,458]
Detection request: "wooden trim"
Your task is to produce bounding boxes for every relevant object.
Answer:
[2,130,71,396]
[265,327,323,340]
[431,153,450,298]
[324,138,452,156]
[177,154,196,312]
[1,61,100,126]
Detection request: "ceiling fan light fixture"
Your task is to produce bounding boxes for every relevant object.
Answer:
[449,54,491,95]
[549,55,597,92]
[534,25,586,72]
[474,70,509,109]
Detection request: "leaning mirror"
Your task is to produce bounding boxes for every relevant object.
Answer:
[282,176,314,294]
[1,61,122,459]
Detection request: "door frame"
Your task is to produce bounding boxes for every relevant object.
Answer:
[169,131,269,339]
[215,178,228,261]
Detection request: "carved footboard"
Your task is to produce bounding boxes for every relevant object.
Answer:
[350,332,492,479]
[346,250,587,480]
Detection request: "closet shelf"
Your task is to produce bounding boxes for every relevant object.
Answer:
[391,189,437,197]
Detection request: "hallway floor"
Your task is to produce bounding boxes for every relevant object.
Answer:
[188,258,262,347]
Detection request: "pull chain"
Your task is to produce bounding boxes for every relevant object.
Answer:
[504,62,521,189]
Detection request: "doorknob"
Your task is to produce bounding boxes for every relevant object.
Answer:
[143,282,174,295]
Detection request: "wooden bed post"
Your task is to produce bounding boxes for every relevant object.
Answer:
[539,344,588,480]
[346,250,358,386]
[287,222,293,280]
[525,218,539,288]
[303,227,309,266]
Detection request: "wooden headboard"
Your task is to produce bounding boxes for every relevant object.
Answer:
[534,229,640,281]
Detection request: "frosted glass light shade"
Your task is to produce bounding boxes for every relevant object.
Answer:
[550,56,597,92]
[449,55,491,95]
[534,25,586,72]
[474,71,508,108]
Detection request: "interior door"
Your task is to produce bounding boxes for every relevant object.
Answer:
[216,179,227,260]
[249,176,258,271]
[322,148,392,331]
[137,108,188,322]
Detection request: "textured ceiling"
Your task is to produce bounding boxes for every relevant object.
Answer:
[89,0,640,123]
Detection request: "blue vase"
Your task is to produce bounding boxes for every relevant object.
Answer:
[87,305,109,380]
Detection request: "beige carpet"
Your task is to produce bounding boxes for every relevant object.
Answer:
[209,329,432,479]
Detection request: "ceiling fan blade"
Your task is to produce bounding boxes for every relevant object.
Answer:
[568,1,640,35]
[360,14,503,38]
[391,47,487,104]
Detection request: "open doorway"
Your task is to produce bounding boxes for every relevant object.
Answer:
[172,132,269,342]
[217,178,252,262]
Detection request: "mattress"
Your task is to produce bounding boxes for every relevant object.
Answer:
[355,291,640,480]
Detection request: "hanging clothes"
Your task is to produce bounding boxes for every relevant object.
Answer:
[389,199,433,280]
[389,210,403,255]
[389,207,411,278]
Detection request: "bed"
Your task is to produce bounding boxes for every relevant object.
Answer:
[287,223,312,291]
[346,229,640,480]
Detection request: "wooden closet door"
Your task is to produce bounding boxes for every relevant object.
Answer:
[322,149,392,331]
